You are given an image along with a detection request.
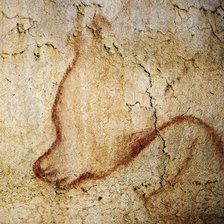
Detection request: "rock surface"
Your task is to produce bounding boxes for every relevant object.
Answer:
[0,0,223,223]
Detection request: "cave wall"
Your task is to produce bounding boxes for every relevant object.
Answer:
[0,0,224,223]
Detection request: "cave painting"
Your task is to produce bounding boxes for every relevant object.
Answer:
[33,14,224,204]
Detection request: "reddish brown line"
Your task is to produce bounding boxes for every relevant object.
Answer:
[33,49,223,191]
[33,52,80,182]
[147,138,198,199]
[66,116,223,189]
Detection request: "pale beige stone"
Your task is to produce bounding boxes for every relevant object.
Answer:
[0,0,223,223]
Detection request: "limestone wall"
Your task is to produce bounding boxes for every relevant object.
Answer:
[0,0,223,223]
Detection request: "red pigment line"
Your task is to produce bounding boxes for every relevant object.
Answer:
[33,113,223,190]
[32,42,223,190]
[66,115,223,189]
[147,138,198,200]
[33,112,224,189]
[33,52,80,181]
[159,115,223,156]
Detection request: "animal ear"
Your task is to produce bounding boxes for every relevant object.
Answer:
[90,13,111,37]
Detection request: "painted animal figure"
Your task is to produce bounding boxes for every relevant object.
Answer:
[33,15,223,192]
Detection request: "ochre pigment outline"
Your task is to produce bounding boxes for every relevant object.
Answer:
[33,48,224,190]
[33,14,223,200]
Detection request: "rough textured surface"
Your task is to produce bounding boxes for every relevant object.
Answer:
[0,0,224,223]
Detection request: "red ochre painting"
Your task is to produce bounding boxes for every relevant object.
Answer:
[33,14,224,208]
